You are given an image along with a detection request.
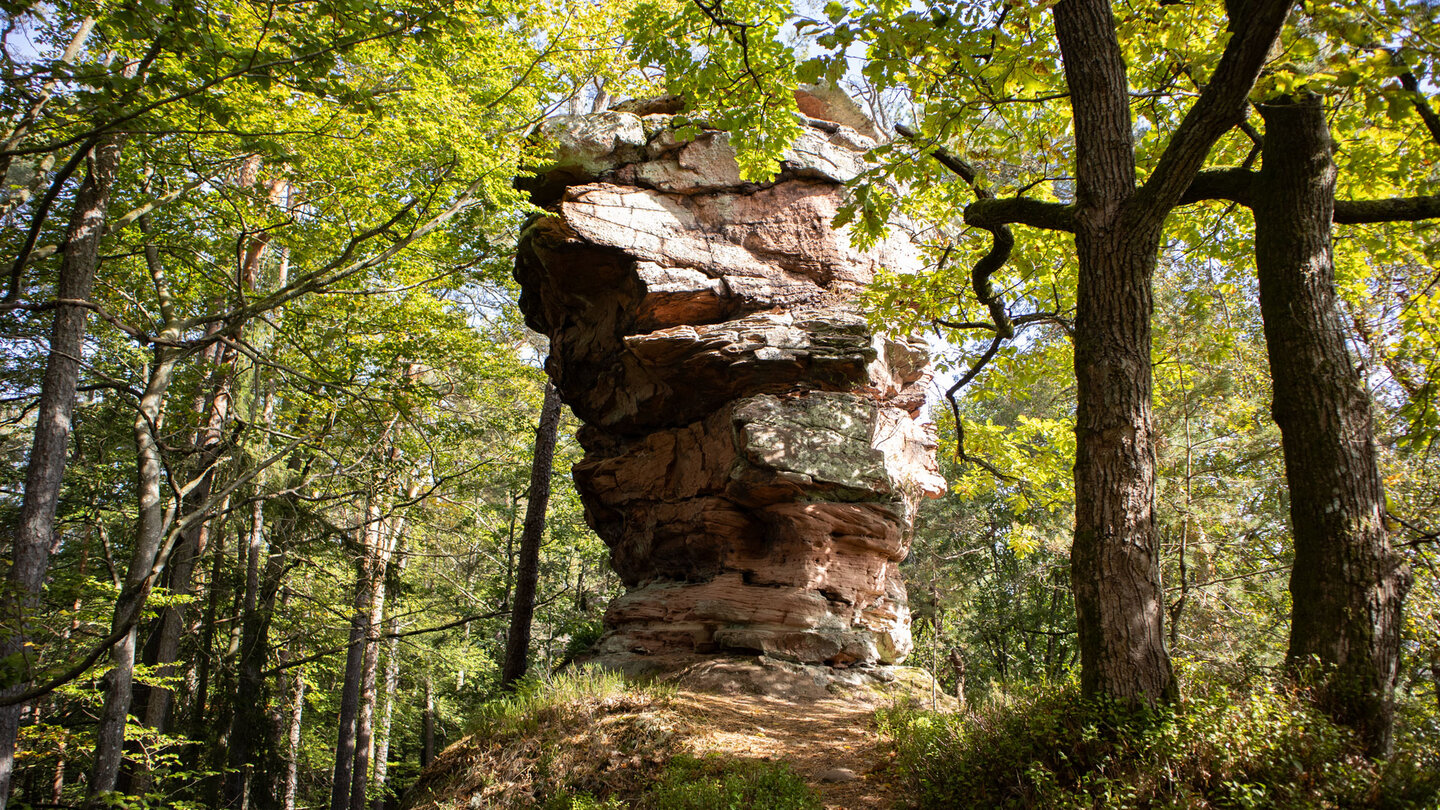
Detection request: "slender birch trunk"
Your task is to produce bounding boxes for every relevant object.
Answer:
[281,668,306,810]
[420,677,435,769]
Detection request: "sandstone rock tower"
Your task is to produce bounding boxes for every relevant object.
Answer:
[515,91,944,669]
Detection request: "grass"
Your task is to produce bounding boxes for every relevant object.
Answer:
[467,667,673,737]
[644,754,822,810]
[545,755,820,810]
[404,667,682,810]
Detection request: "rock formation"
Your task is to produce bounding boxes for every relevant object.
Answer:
[514,90,945,668]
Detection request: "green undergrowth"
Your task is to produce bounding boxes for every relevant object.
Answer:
[644,754,821,810]
[402,668,680,809]
[547,755,821,810]
[467,667,675,738]
[878,670,1440,809]
[402,668,822,810]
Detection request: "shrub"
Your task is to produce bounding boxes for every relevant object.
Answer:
[467,667,668,737]
[878,669,1440,809]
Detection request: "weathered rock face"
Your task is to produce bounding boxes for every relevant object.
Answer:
[515,91,945,668]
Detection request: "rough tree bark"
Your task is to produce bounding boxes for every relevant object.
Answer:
[1050,0,1292,704]
[501,381,564,689]
[1253,94,1409,757]
[0,137,121,809]
[1055,0,1173,703]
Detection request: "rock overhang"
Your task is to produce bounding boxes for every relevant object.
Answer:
[513,88,942,668]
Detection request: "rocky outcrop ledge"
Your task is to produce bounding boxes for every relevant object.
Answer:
[514,90,944,668]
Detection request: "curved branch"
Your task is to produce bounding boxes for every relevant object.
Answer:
[945,334,1017,482]
[896,124,1035,338]
[1398,64,1440,147]
[964,196,1075,233]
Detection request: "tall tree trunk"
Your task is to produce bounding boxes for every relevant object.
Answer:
[87,344,180,807]
[1067,216,1174,704]
[420,676,435,769]
[281,668,306,810]
[370,548,407,810]
[501,381,563,689]
[330,496,390,810]
[132,341,227,738]
[222,500,287,809]
[0,137,122,809]
[347,528,395,810]
[1254,93,1409,757]
[1050,0,1291,705]
[1054,0,1174,704]
[329,569,371,810]
[188,502,231,743]
[136,390,224,740]
[135,520,206,734]
[194,490,254,808]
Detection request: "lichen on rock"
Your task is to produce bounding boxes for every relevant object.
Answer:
[514,88,943,670]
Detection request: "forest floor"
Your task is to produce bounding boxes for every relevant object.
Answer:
[403,661,947,810]
[670,688,906,809]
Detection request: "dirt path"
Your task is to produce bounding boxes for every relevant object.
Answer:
[670,689,904,809]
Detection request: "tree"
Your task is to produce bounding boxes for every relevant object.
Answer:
[501,380,565,689]
[1250,93,1409,757]
[0,0,632,804]
[0,135,120,808]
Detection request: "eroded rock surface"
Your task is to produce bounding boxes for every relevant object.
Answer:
[516,90,944,668]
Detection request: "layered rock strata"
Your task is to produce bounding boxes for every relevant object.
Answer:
[515,92,944,667]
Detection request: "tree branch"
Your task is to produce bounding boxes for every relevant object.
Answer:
[1133,0,1294,220]
[1178,167,1440,224]
[965,196,1076,233]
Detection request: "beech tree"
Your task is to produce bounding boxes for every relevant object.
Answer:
[0,1,633,805]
